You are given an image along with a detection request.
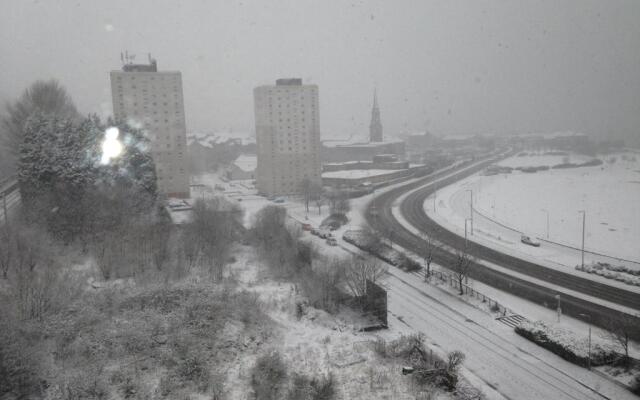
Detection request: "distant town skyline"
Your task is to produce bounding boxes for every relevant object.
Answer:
[2,0,639,143]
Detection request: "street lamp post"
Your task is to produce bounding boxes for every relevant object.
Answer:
[466,189,473,235]
[541,209,549,239]
[578,210,586,269]
[555,294,561,322]
[464,218,471,248]
[433,187,437,213]
[579,313,592,370]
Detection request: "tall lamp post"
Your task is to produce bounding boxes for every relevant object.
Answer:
[578,210,586,269]
[541,209,549,239]
[579,313,592,370]
[555,294,561,322]
[464,218,472,248]
[466,189,473,235]
[433,186,437,213]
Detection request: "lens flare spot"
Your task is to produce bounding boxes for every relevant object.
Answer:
[101,127,123,164]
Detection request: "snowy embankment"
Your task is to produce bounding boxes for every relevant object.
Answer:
[425,151,640,287]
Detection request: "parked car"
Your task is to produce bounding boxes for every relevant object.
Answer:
[318,229,331,239]
[521,235,541,247]
[326,237,338,246]
[301,223,312,231]
[310,228,319,236]
[273,197,285,203]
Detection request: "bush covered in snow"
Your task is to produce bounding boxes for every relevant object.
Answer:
[373,335,476,394]
[515,320,619,368]
[575,262,640,287]
[343,230,421,272]
[18,113,157,242]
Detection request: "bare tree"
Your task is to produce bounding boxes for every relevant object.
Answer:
[300,178,312,214]
[148,222,171,271]
[607,314,638,368]
[182,198,242,280]
[301,258,343,313]
[452,251,472,295]
[332,192,350,215]
[421,231,440,281]
[300,178,323,215]
[343,259,388,300]
[311,182,324,215]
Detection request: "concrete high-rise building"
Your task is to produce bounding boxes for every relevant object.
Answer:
[110,57,189,198]
[254,78,321,196]
[369,89,383,142]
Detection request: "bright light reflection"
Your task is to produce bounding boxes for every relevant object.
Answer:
[101,127,123,164]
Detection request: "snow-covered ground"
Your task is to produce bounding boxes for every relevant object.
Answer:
[426,152,640,274]
[497,152,592,169]
[322,169,402,180]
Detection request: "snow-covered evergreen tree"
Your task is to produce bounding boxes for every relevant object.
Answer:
[18,113,157,241]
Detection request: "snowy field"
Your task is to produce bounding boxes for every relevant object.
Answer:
[426,152,640,274]
[322,169,402,180]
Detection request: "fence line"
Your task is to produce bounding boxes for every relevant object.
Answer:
[428,268,516,317]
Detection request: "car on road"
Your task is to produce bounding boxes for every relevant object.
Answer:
[301,223,312,231]
[326,237,338,246]
[273,197,285,203]
[520,235,541,247]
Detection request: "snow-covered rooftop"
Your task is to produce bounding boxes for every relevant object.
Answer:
[322,139,404,148]
[187,131,256,148]
[233,154,257,172]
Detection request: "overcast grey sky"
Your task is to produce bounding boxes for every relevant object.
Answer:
[1,0,639,142]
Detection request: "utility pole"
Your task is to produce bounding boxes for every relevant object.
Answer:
[555,294,561,322]
[464,218,471,248]
[541,209,549,239]
[433,187,437,213]
[579,210,586,269]
[466,189,474,235]
[579,313,592,370]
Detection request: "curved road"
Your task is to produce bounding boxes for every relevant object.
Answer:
[366,153,640,338]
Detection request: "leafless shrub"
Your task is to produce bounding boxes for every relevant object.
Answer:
[299,258,343,313]
[607,313,639,368]
[181,198,243,281]
[0,321,43,397]
[251,351,288,400]
[287,372,335,400]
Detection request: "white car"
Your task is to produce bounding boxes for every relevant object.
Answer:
[521,235,541,247]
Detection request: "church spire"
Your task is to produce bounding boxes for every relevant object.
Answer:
[369,88,383,142]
